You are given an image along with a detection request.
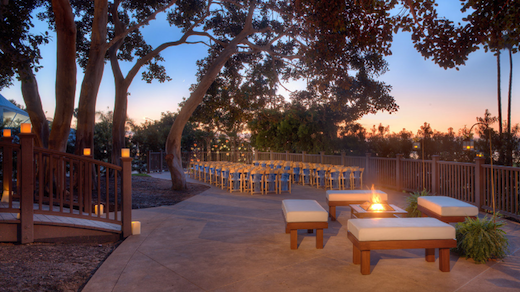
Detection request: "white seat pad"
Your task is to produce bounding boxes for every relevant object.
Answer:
[282,200,328,223]
[326,190,388,202]
[348,218,455,242]
[418,196,479,216]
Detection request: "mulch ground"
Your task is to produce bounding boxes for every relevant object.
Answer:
[0,176,210,292]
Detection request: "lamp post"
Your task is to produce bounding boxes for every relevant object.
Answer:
[463,122,496,221]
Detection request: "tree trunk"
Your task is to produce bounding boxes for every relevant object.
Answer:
[166,4,256,189]
[111,81,128,166]
[75,0,108,156]
[49,0,77,152]
[507,47,512,134]
[165,44,241,190]
[18,65,49,148]
[497,51,503,135]
[506,47,513,165]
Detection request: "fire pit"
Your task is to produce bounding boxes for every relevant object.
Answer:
[350,187,407,218]
[350,203,407,218]
[359,201,395,212]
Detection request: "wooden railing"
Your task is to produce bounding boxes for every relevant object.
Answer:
[1,133,133,243]
[483,164,520,219]
[370,157,398,189]
[189,150,519,220]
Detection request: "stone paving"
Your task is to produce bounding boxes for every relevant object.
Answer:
[84,173,520,291]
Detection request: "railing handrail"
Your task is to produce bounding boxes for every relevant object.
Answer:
[437,160,474,167]
[35,147,123,171]
[1,135,132,243]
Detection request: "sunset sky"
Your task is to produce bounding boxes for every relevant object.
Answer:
[1,2,519,136]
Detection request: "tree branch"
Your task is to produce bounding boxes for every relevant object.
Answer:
[106,0,178,49]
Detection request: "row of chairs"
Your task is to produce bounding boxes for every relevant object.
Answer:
[189,161,364,194]
[253,161,363,190]
[190,162,292,195]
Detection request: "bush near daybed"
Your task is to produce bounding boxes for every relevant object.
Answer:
[454,216,509,264]
[405,189,430,217]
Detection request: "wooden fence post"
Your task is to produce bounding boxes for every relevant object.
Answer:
[160,150,164,172]
[302,151,306,163]
[19,132,35,244]
[286,150,289,162]
[431,155,440,194]
[474,157,484,209]
[396,154,403,191]
[83,151,93,214]
[270,150,273,161]
[341,151,345,166]
[1,136,13,203]
[147,150,151,173]
[121,156,133,238]
[365,153,372,186]
[320,151,324,164]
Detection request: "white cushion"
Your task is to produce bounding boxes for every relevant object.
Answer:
[282,200,328,223]
[326,190,388,202]
[418,196,479,217]
[348,218,455,242]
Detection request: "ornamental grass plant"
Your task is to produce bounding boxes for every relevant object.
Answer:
[454,216,509,264]
[405,189,430,217]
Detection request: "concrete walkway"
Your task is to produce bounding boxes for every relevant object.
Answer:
[84,173,520,291]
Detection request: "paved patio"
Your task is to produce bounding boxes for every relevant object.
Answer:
[84,173,520,291]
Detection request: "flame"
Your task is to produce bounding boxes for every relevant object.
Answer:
[369,185,384,211]
[368,204,385,211]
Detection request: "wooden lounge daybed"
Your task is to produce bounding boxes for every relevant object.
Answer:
[325,190,388,221]
[347,217,456,275]
[282,199,328,250]
[418,196,479,223]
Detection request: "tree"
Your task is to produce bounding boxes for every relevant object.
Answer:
[108,0,181,166]
[0,0,51,148]
[1,0,177,156]
[163,0,404,189]
[409,1,520,164]
[130,111,207,169]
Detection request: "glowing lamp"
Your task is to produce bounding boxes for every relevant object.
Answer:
[462,140,474,151]
[95,204,104,216]
[413,142,421,150]
[3,129,11,137]
[476,152,484,158]
[194,143,197,147]
[121,148,130,157]
[132,221,141,235]
[83,148,91,156]
[20,123,31,133]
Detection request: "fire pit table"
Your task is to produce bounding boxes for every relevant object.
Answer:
[350,203,407,219]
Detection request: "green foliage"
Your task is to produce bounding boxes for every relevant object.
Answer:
[454,216,509,264]
[93,110,114,163]
[405,189,430,217]
[132,173,151,177]
[130,111,207,154]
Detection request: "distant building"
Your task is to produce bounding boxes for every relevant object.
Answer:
[0,94,30,127]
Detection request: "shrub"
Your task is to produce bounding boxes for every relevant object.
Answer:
[405,189,430,217]
[454,216,509,264]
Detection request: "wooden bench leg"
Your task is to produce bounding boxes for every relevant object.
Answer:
[361,250,371,275]
[329,206,336,221]
[439,248,451,272]
[316,229,323,249]
[290,229,297,250]
[425,248,435,262]
[285,225,290,234]
[353,245,361,265]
